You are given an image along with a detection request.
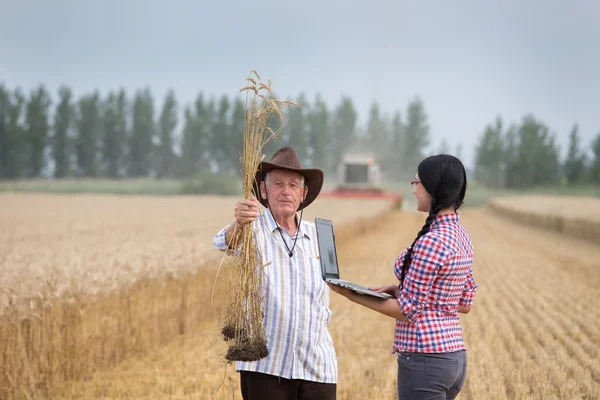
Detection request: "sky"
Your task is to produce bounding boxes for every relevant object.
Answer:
[1,0,599,169]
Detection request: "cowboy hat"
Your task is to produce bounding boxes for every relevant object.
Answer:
[252,147,324,211]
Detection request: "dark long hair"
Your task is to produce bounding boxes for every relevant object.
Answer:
[399,154,467,288]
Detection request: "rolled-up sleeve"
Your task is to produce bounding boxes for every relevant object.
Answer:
[214,222,261,256]
[213,224,241,256]
[398,235,448,323]
[213,225,230,251]
[459,271,477,308]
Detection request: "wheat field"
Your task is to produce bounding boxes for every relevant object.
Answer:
[488,195,600,245]
[1,194,599,399]
[0,193,392,308]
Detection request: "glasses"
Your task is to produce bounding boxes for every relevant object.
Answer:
[410,179,421,188]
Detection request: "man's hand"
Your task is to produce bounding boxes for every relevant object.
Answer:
[369,284,399,297]
[225,197,260,248]
[234,197,260,227]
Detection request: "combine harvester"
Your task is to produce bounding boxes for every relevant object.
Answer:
[320,152,403,208]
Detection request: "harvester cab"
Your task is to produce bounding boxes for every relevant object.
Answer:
[321,152,403,208]
[336,153,382,194]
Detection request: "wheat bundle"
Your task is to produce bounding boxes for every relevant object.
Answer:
[219,71,296,363]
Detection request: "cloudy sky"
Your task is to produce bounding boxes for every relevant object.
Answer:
[1,0,598,168]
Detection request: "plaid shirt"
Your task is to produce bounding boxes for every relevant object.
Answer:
[213,208,338,383]
[393,213,477,354]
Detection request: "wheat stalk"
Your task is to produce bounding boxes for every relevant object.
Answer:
[219,70,296,362]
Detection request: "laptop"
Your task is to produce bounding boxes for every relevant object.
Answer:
[314,217,393,300]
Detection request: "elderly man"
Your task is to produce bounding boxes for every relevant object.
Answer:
[213,146,337,400]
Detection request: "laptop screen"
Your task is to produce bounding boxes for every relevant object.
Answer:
[315,218,339,277]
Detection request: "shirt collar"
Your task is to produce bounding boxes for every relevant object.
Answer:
[263,207,312,239]
[431,212,459,229]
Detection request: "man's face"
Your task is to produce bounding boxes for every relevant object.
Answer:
[261,169,307,218]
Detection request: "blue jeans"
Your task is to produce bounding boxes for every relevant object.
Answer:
[397,350,467,400]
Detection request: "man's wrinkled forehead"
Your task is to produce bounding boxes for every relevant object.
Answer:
[269,169,303,183]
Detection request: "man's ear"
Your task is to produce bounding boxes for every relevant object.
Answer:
[303,185,308,202]
[260,181,267,200]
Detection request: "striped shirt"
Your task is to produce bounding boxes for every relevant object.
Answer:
[213,207,338,383]
[393,213,477,354]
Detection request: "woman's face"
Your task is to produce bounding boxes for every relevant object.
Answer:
[412,173,432,212]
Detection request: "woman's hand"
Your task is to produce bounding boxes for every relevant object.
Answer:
[328,282,410,322]
[458,305,471,314]
[369,284,399,297]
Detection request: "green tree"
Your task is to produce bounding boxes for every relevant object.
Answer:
[505,115,561,188]
[474,116,505,187]
[52,86,74,178]
[366,101,387,160]
[180,93,211,176]
[503,124,518,188]
[102,90,128,178]
[204,97,217,167]
[589,133,600,184]
[563,124,587,185]
[180,107,200,176]
[0,85,8,178]
[226,96,245,176]
[212,94,232,173]
[115,90,128,176]
[75,92,102,177]
[307,94,330,172]
[156,89,178,178]
[541,134,561,185]
[382,110,405,177]
[0,85,19,179]
[285,94,308,165]
[330,96,358,172]
[129,88,155,177]
[401,97,430,176]
[5,89,27,178]
[25,85,51,177]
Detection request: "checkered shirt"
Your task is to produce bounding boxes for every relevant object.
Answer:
[392,213,477,354]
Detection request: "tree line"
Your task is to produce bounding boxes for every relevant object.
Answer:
[1,83,599,188]
[474,116,600,188]
[0,84,435,182]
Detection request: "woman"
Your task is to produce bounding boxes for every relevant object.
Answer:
[327,154,477,399]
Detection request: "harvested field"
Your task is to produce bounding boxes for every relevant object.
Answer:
[488,195,600,244]
[2,194,599,399]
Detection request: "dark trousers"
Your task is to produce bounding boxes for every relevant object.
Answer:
[240,371,336,400]
[397,350,467,400]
